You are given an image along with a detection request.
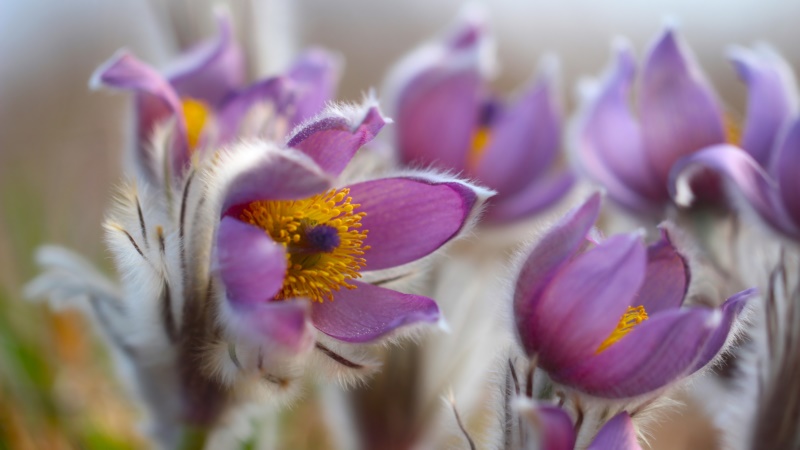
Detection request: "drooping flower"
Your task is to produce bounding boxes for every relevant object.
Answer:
[91,12,340,186]
[670,46,800,239]
[383,12,573,224]
[574,24,733,215]
[512,193,754,397]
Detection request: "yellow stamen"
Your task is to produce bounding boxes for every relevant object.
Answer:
[596,305,649,353]
[239,188,369,303]
[724,114,742,146]
[466,126,492,170]
[181,97,211,151]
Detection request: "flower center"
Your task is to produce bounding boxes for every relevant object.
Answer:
[467,126,492,169]
[181,97,211,150]
[238,188,369,303]
[596,305,648,353]
[724,114,741,146]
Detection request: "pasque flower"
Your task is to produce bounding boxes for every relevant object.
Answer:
[384,13,573,224]
[513,193,754,397]
[574,24,734,214]
[670,46,800,238]
[92,12,339,185]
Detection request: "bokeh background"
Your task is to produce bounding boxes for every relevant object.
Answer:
[1,0,797,448]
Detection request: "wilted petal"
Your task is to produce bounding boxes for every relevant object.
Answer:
[534,234,646,371]
[730,45,798,166]
[312,281,439,343]
[518,403,576,450]
[514,193,601,356]
[639,26,725,185]
[215,217,286,307]
[287,48,342,127]
[165,12,245,106]
[286,104,386,176]
[221,145,332,214]
[637,228,690,314]
[475,70,561,195]
[774,118,800,227]
[670,144,797,236]
[691,288,754,371]
[577,43,664,210]
[348,177,477,271]
[587,412,642,450]
[558,307,716,398]
[217,76,294,142]
[484,170,574,224]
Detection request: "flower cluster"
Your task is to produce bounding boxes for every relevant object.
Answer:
[26,8,800,450]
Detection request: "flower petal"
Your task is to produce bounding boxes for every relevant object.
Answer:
[164,12,245,106]
[91,51,188,178]
[576,42,665,211]
[215,216,286,307]
[286,103,386,176]
[311,281,439,343]
[670,144,798,236]
[639,25,725,186]
[484,170,575,224]
[637,227,690,314]
[216,76,294,142]
[220,144,332,214]
[475,66,561,195]
[386,19,487,172]
[557,307,717,398]
[348,177,477,271]
[534,233,647,371]
[690,288,754,372]
[517,403,576,450]
[236,300,313,353]
[587,412,642,450]
[730,45,798,166]
[514,193,601,356]
[774,118,800,227]
[287,48,342,127]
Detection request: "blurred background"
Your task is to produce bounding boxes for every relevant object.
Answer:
[0,0,797,448]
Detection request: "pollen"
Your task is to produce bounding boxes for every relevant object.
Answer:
[596,305,648,353]
[466,126,492,170]
[724,114,742,146]
[238,188,369,303]
[181,97,211,150]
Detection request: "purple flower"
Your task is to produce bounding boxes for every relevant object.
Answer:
[513,193,754,397]
[575,24,731,214]
[91,12,340,185]
[384,14,573,224]
[519,402,642,450]
[212,121,489,352]
[670,46,800,238]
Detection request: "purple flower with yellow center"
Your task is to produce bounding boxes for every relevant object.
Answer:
[91,12,340,185]
[670,46,800,238]
[212,140,490,352]
[513,193,754,397]
[384,14,573,224]
[575,24,741,215]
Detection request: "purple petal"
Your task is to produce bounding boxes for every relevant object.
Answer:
[165,13,245,106]
[637,228,690,314]
[557,307,716,398]
[533,233,647,371]
[348,177,477,271]
[577,43,666,210]
[286,104,386,176]
[237,300,313,353]
[730,46,797,166]
[587,412,642,450]
[774,118,800,227]
[670,144,798,236]
[639,26,725,186]
[221,146,332,214]
[690,288,755,372]
[475,72,561,195]
[484,169,574,224]
[215,216,286,307]
[518,404,576,450]
[311,281,439,343]
[216,76,294,142]
[92,51,188,178]
[287,48,341,127]
[514,193,601,356]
